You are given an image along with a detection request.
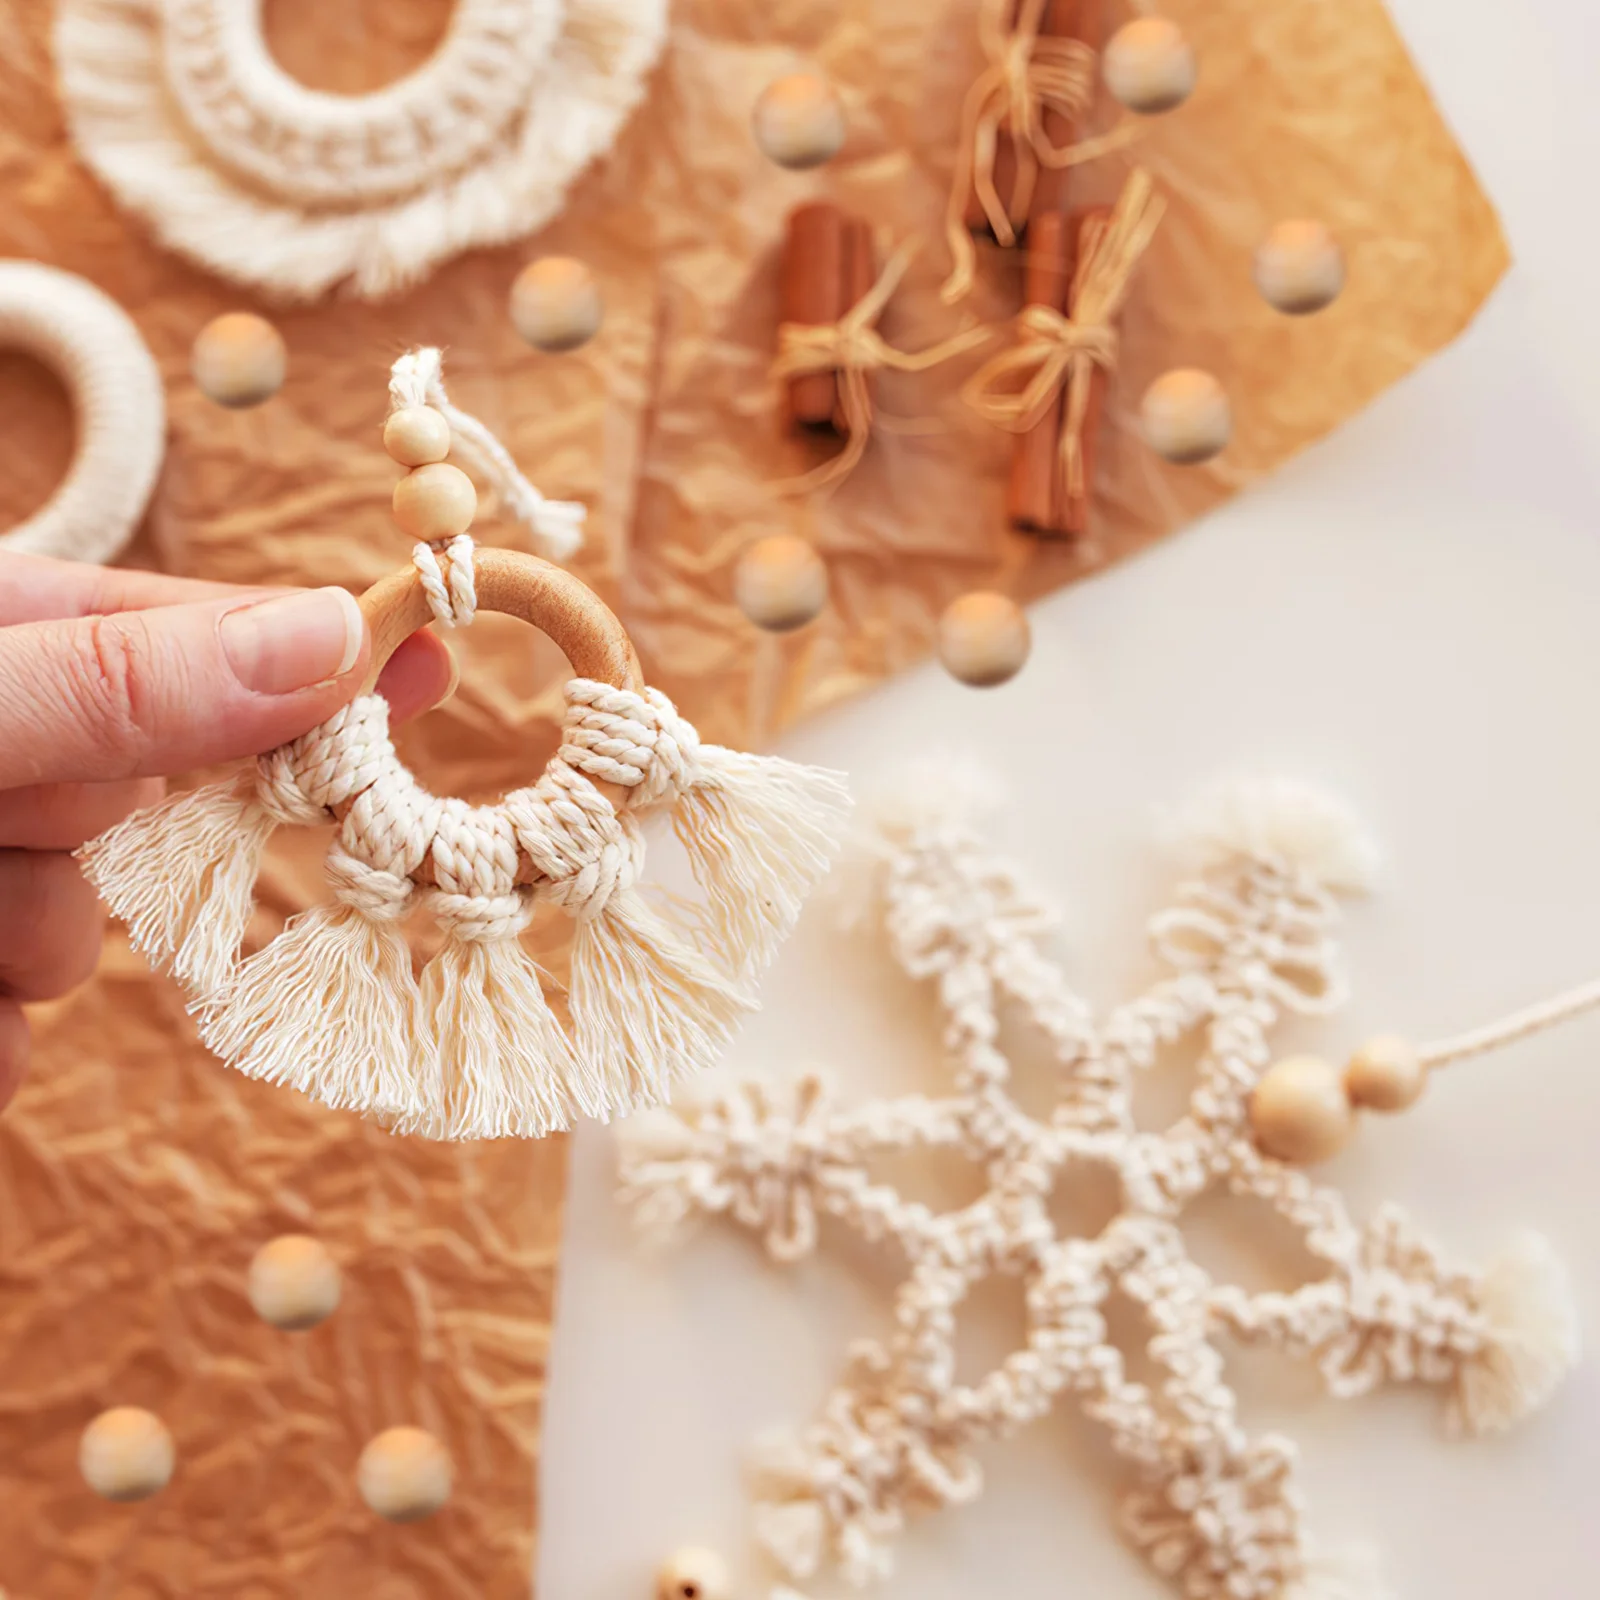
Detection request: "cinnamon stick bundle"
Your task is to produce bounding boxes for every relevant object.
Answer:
[781,202,849,432]
[833,218,875,433]
[1057,204,1112,539]
[1007,212,1074,534]
[1027,0,1104,231]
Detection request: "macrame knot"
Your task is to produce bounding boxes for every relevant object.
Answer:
[257,696,397,820]
[428,887,533,943]
[413,534,477,628]
[541,805,645,923]
[558,679,704,811]
[324,843,414,923]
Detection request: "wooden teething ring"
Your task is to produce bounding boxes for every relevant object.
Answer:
[350,548,645,888]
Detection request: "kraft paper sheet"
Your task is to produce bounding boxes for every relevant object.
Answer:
[0,0,1505,1593]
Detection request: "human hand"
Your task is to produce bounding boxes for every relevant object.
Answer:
[0,552,455,1108]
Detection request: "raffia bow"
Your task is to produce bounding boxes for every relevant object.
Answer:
[942,0,1140,304]
[962,168,1164,503]
[773,241,996,494]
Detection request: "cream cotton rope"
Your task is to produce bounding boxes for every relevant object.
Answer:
[618,772,1579,1600]
[0,260,165,564]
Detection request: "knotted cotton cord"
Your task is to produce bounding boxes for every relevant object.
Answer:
[412,534,478,628]
[1416,974,1600,1071]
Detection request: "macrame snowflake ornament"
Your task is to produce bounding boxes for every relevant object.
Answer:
[618,777,1579,1599]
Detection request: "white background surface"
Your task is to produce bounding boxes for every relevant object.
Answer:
[540,2,1600,1596]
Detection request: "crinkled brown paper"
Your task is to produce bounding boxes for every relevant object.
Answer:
[0,0,1504,1592]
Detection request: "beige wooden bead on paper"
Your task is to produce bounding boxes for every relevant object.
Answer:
[1344,1034,1428,1111]
[510,256,603,353]
[734,533,828,631]
[752,73,846,169]
[1254,219,1346,315]
[357,1426,453,1522]
[1102,18,1197,115]
[655,1546,731,1600]
[1140,368,1232,465]
[393,461,476,541]
[191,311,287,408]
[937,592,1031,688]
[79,1406,175,1502]
[248,1234,342,1331]
[1249,1054,1354,1165]
[383,405,452,468]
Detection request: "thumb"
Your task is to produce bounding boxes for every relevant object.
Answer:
[0,587,375,788]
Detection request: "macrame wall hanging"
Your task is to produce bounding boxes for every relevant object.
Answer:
[79,351,852,1139]
[619,776,1581,1600]
[53,0,670,301]
[0,260,165,564]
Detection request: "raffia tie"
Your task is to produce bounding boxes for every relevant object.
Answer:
[772,243,995,495]
[942,0,1139,305]
[962,168,1164,502]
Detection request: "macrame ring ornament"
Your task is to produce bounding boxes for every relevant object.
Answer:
[0,260,165,564]
[55,0,670,301]
[80,544,852,1143]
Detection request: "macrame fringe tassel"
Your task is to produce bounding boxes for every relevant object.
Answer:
[410,930,579,1141]
[200,901,426,1121]
[1454,1231,1580,1435]
[76,775,276,1001]
[674,748,853,977]
[570,891,751,1119]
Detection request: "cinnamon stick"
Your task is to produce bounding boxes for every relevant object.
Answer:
[1007,211,1074,535]
[833,217,875,433]
[1057,204,1112,540]
[1028,0,1104,229]
[782,202,848,431]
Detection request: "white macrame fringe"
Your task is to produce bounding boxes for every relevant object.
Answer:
[389,347,586,561]
[1453,1232,1581,1435]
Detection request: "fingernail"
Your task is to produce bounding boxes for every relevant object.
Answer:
[220,587,364,695]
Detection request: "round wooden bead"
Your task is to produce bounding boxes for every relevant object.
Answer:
[752,73,845,169]
[510,256,603,353]
[937,592,1031,688]
[79,1406,175,1502]
[191,311,287,408]
[1103,18,1196,115]
[392,461,477,541]
[383,405,452,468]
[1344,1034,1427,1112]
[655,1546,731,1600]
[1249,1055,1354,1165]
[1254,219,1346,316]
[248,1234,342,1331]
[734,534,828,632]
[1139,368,1232,465]
[357,1426,452,1522]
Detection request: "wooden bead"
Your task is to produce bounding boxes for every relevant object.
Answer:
[1140,368,1231,465]
[734,534,828,631]
[1254,219,1346,316]
[1344,1034,1427,1112]
[191,311,287,408]
[357,1426,452,1522]
[1249,1055,1354,1165]
[937,592,1031,688]
[248,1234,342,1331]
[655,1546,731,1600]
[1103,18,1196,115]
[79,1406,175,1502]
[383,405,451,467]
[510,256,602,352]
[752,73,845,169]
[392,461,476,541]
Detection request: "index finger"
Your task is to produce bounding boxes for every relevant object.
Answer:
[0,551,276,627]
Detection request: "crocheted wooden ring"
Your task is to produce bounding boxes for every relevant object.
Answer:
[0,260,165,564]
[80,545,852,1142]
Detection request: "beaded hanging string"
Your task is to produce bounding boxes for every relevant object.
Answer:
[78,353,853,1140]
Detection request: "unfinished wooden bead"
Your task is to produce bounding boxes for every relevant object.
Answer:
[393,461,477,541]
[358,1426,452,1522]
[1103,18,1196,115]
[79,1407,175,1502]
[248,1234,342,1331]
[1344,1034,1427,1112]
[1250,1055,1354,1165]
[655,1546,731,1600]
[752,73,845,169]
[1254,219,1346,316]
[383,405,452,468]
[1140,369,1231,465]
[191,311,287,408]
[510,257,603,353]
[734,534,828,632]
[937,592,1031,688]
